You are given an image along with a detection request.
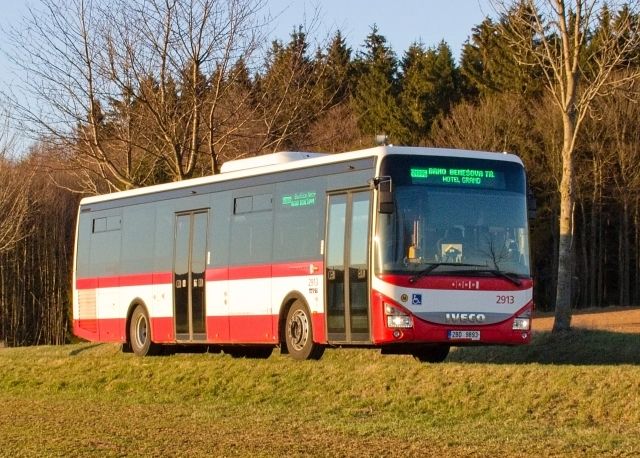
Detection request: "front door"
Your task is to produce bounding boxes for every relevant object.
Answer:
[325,190,371,342]
[174,211,208,341]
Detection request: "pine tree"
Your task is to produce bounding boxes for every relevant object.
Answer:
[257,27,329,151]
[323,30,353,105]
[460,10,543,98]
[399,40,461,144]
[352,25,407,144]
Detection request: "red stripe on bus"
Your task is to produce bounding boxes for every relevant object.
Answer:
[152,272,173,284]
[76,273,172,289]
[74,313,328,345]
[77,261,324,289]
[151,317,175,342]
[272,261,324,277]
[76,278,99,289]
[228,264,272,280]
[311,312,327,343]
[205,267,228,281]
[230,315,276,343]
[73,318,125,342]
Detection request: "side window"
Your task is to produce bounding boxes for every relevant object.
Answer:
[230,191,273,265]
[273,177,325,262]
[89,212,122,277]
[93,216,121,233]
[234,194,272,215]
[93,217,107,233]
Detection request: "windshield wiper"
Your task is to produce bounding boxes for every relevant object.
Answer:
[454,268,523,287]
[408,262,488,283]
[408,263,523,286]
[484,269,522,286]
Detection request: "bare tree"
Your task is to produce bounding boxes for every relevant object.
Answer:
[4,0,267,192]
[0,110,32,254]
[496,0,640,331]
[592,77,640,306]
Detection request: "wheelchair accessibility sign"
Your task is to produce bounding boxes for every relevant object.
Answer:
[411,294,422,305]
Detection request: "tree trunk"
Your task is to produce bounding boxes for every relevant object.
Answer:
[621,197,630,306]
[635,196,640,304]
[589,177,597,308]
[580,200,588,308]
[590,160,602,308]
[553,117,575,332]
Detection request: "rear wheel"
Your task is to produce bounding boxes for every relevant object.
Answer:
[285,300,324,360]
[412,344,450,363]
[129,305,159,356]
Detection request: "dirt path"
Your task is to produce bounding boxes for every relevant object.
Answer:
[533,307,640,333]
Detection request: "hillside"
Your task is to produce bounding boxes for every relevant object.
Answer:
[1,322,640,456]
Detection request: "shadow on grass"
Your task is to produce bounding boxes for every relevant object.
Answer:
[448,329,640,365]
[68,343,105,356]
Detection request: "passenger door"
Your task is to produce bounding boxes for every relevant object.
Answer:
[173,211,208,341]
[325,190,371,343]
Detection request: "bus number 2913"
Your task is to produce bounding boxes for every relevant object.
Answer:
[496,295,515,304]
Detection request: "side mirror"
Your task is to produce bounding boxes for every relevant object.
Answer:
[527,187,537,220]
[373,176,394,214]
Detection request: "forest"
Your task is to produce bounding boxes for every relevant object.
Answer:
[1,0,640,346]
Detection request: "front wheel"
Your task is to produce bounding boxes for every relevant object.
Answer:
[285,300,324,360]
[129,305,159,356]
[412,344,450,363]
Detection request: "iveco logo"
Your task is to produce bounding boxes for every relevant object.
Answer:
[445,313,486,323]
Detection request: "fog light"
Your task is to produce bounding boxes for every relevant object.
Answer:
[393,330,402,339]
[387,315,412,328]
[513,318,530,330]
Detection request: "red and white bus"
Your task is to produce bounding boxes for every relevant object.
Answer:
[72,146,534,361]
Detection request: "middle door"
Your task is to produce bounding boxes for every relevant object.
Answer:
[174,211,208,342]
[325,190,371,343]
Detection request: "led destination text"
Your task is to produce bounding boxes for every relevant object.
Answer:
[410,167,503,188]
[282,191,317,207]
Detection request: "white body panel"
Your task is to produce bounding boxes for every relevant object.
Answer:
[372,276,532,316]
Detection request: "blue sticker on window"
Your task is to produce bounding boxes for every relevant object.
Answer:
[411,294,422,305]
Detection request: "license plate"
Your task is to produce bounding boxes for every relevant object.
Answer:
[447,330,481,341]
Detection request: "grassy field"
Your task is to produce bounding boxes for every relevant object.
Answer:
[1,329,640,457]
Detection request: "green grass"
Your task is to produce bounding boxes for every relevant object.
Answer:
[1,331,640,457]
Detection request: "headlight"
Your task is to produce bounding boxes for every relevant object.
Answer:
[384,302,413,328]
[512,317,530,330]
[387,315,413,328]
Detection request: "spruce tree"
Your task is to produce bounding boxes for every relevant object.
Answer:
[352,25,407,144]
[399,40,460,144]
[323,30,353,105]
[460,12,543,98]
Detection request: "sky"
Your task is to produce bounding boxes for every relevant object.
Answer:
[0,0,494,150]
[0,0,494,86]
[267,0,494,59]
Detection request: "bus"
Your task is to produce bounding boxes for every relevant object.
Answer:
[72,146,534,362]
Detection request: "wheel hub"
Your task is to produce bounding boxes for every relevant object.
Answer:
[288,310,309,351]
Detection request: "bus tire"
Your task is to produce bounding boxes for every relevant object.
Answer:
[412,344,450,363]
[129,305,159,356]
[285,300,324,360]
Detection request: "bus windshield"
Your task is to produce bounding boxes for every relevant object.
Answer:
[376,155,531,277]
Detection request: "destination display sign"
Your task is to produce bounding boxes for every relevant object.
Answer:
[410,167,506,189]
[282,191,317,208]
